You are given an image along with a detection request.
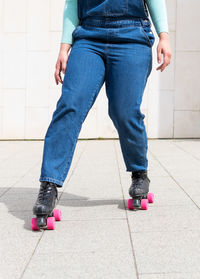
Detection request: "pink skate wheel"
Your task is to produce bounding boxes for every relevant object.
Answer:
[147,193,154,203]
[128,199,134,210]
[47,217,56,230]
[31,218,39,231]
[53,209,62,221]
[141,199,148,210]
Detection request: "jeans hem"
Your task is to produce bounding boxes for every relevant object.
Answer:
[126,167,147,172]
[39,177,63,187]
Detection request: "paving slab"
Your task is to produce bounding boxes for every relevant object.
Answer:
[127,204,200,233]
[139,273,200,279]
[22,250,137,279]
[121,175,194,205]
[132,230,200,274]
[35,219,132,254]
[0,218,42,279]
[0,139,199,279]
[173,139,200,160]
[63,174,123,199]
[58,198,126,220]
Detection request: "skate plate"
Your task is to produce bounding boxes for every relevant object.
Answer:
[31,208,62,231]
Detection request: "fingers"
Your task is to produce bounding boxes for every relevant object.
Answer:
[62,60,67,75]
[54,60,63,85]
[54,54,69,85]
[156,47,172,72]
[157,47,162,64]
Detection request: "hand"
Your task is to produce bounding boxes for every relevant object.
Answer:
[54,43,72,85]
[156,32,172,72]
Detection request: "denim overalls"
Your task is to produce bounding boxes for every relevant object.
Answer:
[39,0,155,187]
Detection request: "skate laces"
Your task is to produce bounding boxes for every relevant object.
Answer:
[131,171,147,187]
[38,182,57,204]
[131,171,147,179]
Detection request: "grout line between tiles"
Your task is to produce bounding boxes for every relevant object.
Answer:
[19,140,88,279]
[114,140,139,279]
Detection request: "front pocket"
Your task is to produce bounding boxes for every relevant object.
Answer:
[87,0,128,16]
[140,26,155,47]
[104,0,128,16]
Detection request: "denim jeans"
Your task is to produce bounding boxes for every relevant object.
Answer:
[39,18,155,187]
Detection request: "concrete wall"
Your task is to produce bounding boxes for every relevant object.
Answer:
[0,0,199,139]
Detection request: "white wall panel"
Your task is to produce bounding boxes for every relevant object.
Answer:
[0,0,200,139]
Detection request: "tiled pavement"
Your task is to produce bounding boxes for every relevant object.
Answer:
[0,139,200,279]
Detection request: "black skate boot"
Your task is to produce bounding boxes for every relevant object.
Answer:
[128,170,154,210]
[31,181,62,231]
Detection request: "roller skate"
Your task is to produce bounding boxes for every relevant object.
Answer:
[128,170,154,210]
[31,181,62,231]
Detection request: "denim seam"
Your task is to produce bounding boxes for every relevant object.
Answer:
[141,0,149,18]
[59,127,80,182]
[145,52,152,169]
[82,23,142,29]
[140,55,151,168]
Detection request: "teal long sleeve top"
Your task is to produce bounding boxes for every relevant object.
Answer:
[61,0,169,44]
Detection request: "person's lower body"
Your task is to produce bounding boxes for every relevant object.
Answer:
[39,18,155,187]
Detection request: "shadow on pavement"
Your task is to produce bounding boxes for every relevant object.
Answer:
[0,187,126,231]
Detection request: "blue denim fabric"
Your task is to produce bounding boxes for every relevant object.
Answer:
[39,3,155,187]
[78,0,149,21]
